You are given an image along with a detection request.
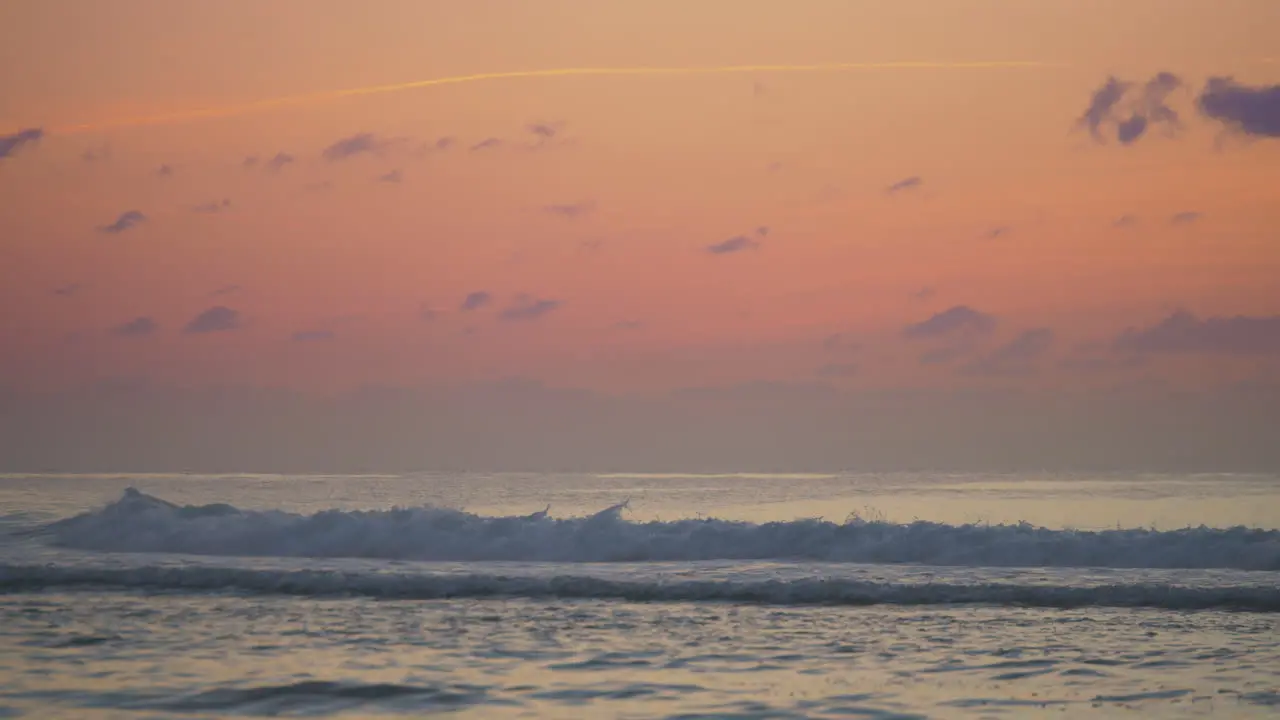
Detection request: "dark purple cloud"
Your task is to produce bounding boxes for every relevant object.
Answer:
[903,306,996,340]
[98,211,147,234]
[112,317,158,338]
[1197,77,1280,137]
[292,330,335,342]
[527,122,563,139]
[322,133,386,161]
[886,176,922,194]
[500,295,562,322]
[963,328,1055,376]
[470,138,502,152]
[183,306,240,334]
[544,201,594,218]
[1078,72,1183,145]
[1114,311,1280,355]
[0,128,43,160]
[265,152,295,171]
[707,235,759,255]
[460,291,492,312]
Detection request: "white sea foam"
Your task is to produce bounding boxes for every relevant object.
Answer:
[0,563,1276,611]
[32,488,1280,570]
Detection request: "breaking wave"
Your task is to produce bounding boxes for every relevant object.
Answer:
[31,488,1280,571]
[1,564,1276,611]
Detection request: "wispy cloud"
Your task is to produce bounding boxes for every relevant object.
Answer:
[1113,214,1138,228]
[1077,72,1183,145]
[983,226,1011,239]
[377,169,403,184]
[1197,77,1280,138]
[183,306,241,334]
[544,201,595,218]
[265,152,295,171]
[194,199,232,214]
[112,316,158,338]
[707,235,760,255]
[0,128,43,160]
[460,291,493,312]
[903,306,996,340]
[1171,211,1202,225]
[962,328,1055,376]
[98,211,147,234]
[322,132,389,161]
[886,176,923,194]
[1114,310,1280,355]
[470,138,502,152]
[499,295,562,322]
[52,284,81,297]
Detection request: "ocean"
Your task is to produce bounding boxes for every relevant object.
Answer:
[0,472,1277,718]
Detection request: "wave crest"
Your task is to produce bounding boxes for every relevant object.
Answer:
[35,489,1280,570]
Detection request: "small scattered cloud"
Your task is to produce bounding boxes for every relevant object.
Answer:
[962,328,1055,376]
[211,284,241,297]
[377,169,403,184]
[816,362,858,379]
[903,305,996,340]
[242,155,259,169]
[544,201,595,219]
[527,122,563,140]
[194,199,232,214]
[435,136,456,150]
[98,211,147,234]
[1077,72,1183,145]
[1171,211,1202,225]
[112,316,158,338]
[1197,77,1280,138]
[1113,214,1138,228]
[499,295,562,322]
[156,164,174,178]
[1114,310,1280,355]
[470,138,502,152]
[52,284,81,297]
[983,226,1011,239]
[460,291,493,312]
[322,132,388,161]
[0,128,43,160]
[755,226,770,237]
[913,286,937,301]
[886,176,923,194]
[81,145,110,163]
[707,235,760,255]
[183,306,240,334]
[265,152,295,171]
[291,330,335,342]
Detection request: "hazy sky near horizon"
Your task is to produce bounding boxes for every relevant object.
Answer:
[2,1,1279,471]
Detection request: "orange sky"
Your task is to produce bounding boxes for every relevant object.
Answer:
[2,0,1278,395]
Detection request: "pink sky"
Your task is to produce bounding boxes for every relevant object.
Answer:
[1,1,1278,471]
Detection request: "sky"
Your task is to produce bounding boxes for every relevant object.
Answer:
[2,0,1279,472]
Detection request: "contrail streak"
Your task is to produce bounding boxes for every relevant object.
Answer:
[49,60,1056,135]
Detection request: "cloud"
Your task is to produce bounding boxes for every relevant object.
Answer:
[98,211,147,234]
[470,138,502,152]
[0,128,43,160]
[420,305,438,322]
[156,164,174,178]
[983,226,1011,239]
[1113,214,1138,228]
[112,316,158,338]
[435,136,456,150]
[1197,77,1280,137]
[291,330,335,342]
[377,169,403,184]
[1077,72,1183,145]
[544,201,594,218]
[53,284,81,297]
[886,176,922,194]
[962,328,1055,376]
[613,320,645,331]
[242,155,259,168]
[194,199,232,214]
[183,306,240,334]
[912,286,937,300]
[919,346,968,365]
[527,122,563,139]
[211,284,241,297]
[1171,211,1201,225]
[706,235,760,255]
[460,291,493,311]
[265,152,295,171]
[322,133,386,161]
[903,306,996,339]
[499,295,562,322]
[1114,310,1280,355]
[822,333,860,352]
[816,363,858,379]
[755,226,770,237]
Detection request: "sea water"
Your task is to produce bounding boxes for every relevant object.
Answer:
[0,472,1277,718]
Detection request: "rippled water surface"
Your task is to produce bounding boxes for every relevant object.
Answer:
[1,472,1277,718]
